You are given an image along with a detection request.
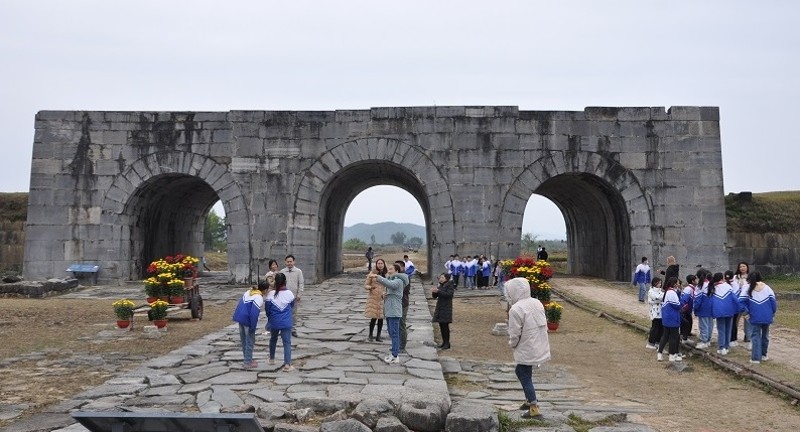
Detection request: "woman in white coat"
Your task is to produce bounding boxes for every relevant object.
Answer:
[506,277,551,419]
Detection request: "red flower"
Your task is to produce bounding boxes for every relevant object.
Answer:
[146,264,157,275]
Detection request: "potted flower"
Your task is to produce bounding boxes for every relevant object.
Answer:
[113,299,136,329]
[144,277,163,302]
[545,301,563,331]
[167,278,186,304]
[149,299,170,328]
[500,256,554,303]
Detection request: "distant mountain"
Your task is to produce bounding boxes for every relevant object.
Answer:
[344,222,426,245]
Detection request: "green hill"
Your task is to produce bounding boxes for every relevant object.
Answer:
[726,191,800,233]
[344,222,426,245]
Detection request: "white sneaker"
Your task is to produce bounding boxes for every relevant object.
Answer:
[646,343,657,350]
[696,342,708,349]
[749,359,761,364]
[383,355,400,364]
[746,342,752,351]
[730,341,738,347]
[721,348,729,355]
[674,354,683,362]
[657,353,663,362]
[668,354,676,362]
[761,355,769,362]
[716,349,724,355]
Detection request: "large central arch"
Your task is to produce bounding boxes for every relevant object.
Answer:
[289,138,455,281]
[501,152,653,280]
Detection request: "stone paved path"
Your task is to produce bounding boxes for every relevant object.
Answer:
[4,273,656,432]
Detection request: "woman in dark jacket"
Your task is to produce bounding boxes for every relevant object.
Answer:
[432,273,455,350]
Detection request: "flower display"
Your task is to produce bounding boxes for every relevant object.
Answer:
[500,255,554,302]
[113,299,136,320]
[146,254,199,279]
[545,301,563,323]
[144,254,198,298]
[149,299,170,320]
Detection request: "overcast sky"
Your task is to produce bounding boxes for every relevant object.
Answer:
[2,1,798,240]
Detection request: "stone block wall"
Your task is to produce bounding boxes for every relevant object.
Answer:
[23,106,729,284]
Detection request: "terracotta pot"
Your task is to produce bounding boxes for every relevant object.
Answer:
[153,319,167,329]
[547,321,559,332]
[146,297,157,304]
[184,278,195,288]
[116,320,131,329]
[169,296,184,304]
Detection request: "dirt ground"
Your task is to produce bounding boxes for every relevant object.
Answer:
[428,278,800,432]
[2,271,799,431]
[0,299,235,428]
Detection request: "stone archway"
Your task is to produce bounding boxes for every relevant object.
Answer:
[288,138,455,280]
[99,151,250,281]
[500,152,653,280]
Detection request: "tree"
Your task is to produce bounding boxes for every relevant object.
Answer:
[343,238,367,250]
[390,231,407,245]
[521,232,539,254]
[407,236,423,248]
[370,234,376,245]
[204,211,227,251]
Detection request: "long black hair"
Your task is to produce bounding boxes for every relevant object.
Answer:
[274,272,287,297]
[708,272,724,297]
[746,271,763,297]
[662,276,679,301]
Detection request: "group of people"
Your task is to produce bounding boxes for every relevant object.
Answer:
[363,255,416,363]
[637,258,777,364]
[231,255,305,371]
[443,254,498,290]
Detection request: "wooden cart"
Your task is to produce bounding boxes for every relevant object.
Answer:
[134,278,204,321]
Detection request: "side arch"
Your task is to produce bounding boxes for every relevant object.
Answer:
[289,138,455,281]
[99,151,250,281]
[499,151,654,280]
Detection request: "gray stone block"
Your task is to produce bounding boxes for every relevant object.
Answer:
[319,418,372,432]
[445,400,499,432]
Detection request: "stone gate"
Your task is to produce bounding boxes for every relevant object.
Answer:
[23,106,729,284]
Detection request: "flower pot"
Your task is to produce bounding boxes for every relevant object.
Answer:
[169,296,184,304]
[116,320,131,329]
[153,319,168,329]
[547,321,559,332]
[159,296,170,303]
[146,297,157,304]
[184,278,195,288]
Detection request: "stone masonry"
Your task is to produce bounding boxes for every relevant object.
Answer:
[23,106,728,284]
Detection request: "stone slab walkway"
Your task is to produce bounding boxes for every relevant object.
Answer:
[3,273,657,432]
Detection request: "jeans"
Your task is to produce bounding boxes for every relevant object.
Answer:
[638,283,647,302]
[497,279,505,297]
[716,316,733,350]
[514,364,537,403]
[238,324,256,363]
[698,316,713,343]
[386,317,401,357]
[749,324,770,361]
[269,328,292,365]
[466,276,474,289]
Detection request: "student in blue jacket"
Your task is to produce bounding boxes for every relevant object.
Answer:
[657,277,684,362]
[710,272,739,355]
[739,272,777,364]
[265,273,296,372]
[692,269,714,349]
[232,282,264,369]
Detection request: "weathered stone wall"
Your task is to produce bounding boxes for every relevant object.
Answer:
[728,231,800,275]
[23,106,729,284]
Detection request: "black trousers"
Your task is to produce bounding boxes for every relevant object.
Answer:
[659,326,680,355]
[648,318,663,345]
[439,322,450,346]
[369,318,383,338]
[680,311,693,340]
